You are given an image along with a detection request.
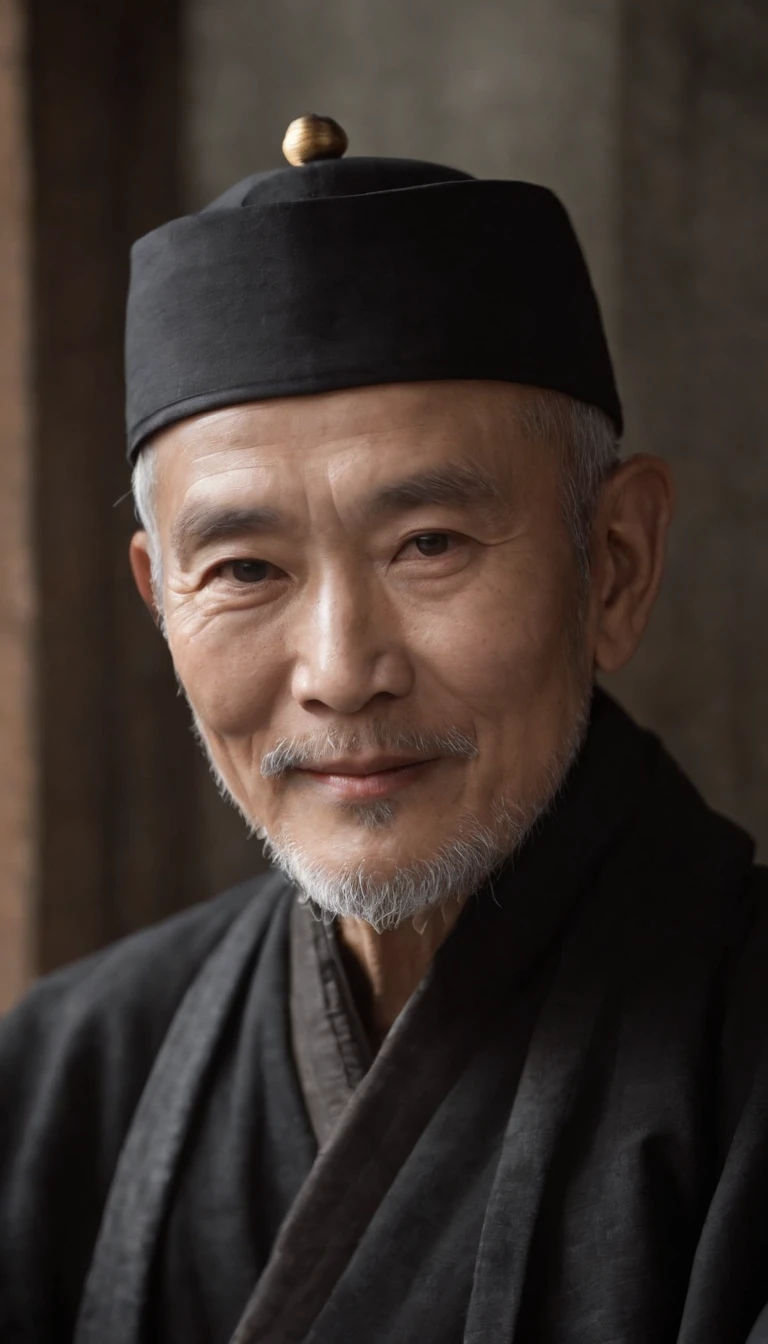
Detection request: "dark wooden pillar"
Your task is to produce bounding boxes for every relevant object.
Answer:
[26,0,208,974]
[0,0,35,1009]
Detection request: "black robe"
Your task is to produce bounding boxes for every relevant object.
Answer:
[2,692,768,1344]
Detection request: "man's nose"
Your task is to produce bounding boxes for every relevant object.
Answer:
[290,571,414,714]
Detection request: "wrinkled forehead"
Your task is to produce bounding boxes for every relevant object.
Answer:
[147,379,555,503]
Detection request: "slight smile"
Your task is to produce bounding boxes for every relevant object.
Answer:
[298,757,439,801]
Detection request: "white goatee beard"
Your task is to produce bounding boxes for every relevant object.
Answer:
[189,692,591,935]
[264,799,530,933]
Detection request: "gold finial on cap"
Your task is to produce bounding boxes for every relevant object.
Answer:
[282,114,349,166]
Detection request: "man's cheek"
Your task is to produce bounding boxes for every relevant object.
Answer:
[172,641,276,740]
[432,618,544,710]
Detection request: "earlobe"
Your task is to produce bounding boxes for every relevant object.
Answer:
[129,531,161,625]
[593,455,675,675]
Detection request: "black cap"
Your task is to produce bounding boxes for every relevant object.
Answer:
[125,128,622,461]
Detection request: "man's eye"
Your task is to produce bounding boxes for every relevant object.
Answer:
[409,533,453,557]
[218,559,277,584]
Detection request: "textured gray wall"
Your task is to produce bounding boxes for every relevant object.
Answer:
[617,1,768,855]
[184,0,768,882]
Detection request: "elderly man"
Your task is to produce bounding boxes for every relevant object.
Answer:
[1,116,767,1344]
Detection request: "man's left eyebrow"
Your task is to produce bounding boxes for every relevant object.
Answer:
[364,463,504,519]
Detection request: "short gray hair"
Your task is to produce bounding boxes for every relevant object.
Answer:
[515,390,620,586]
[131,442,161,592]
[131,388,619,602]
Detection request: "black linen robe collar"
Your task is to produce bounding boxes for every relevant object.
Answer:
[11,689,766,1344]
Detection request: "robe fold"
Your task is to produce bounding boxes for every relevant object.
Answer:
[2,691,768,1343]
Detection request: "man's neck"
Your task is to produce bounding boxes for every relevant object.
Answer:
[338,896,467,1042]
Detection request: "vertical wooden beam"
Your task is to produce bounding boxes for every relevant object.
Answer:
[0,0,35,1009]
[27,0,207,974]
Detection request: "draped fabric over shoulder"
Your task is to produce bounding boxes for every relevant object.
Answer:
[2,693,768,1344]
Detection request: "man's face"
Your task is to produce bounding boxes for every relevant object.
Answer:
[139,381,592,907]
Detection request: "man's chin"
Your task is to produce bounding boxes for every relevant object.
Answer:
[260,811,519,933]
[264,818,448,876]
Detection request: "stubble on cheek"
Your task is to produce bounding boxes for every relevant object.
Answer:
[459,576,590,818]
[169,609,284,813]
[183,688,272,828]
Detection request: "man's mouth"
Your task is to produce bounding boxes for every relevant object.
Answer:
[296,756,439,801]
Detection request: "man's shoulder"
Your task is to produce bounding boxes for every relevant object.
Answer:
[0,872,290,1338]
[4,870,285,1042]
[0,869,290,1325]
[0,870,289,1133]
[34,873,263,993]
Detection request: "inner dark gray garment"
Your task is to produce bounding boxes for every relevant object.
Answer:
[289,899,373,1151]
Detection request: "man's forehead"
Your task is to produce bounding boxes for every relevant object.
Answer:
[152,379,531,463]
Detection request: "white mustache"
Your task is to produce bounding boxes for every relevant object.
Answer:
[260,724,478,779]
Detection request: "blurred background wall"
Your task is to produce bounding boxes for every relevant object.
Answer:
[0,0,766,1007]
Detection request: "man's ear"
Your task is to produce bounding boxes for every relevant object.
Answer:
[129,531,161,626]
[590,454,675,674]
